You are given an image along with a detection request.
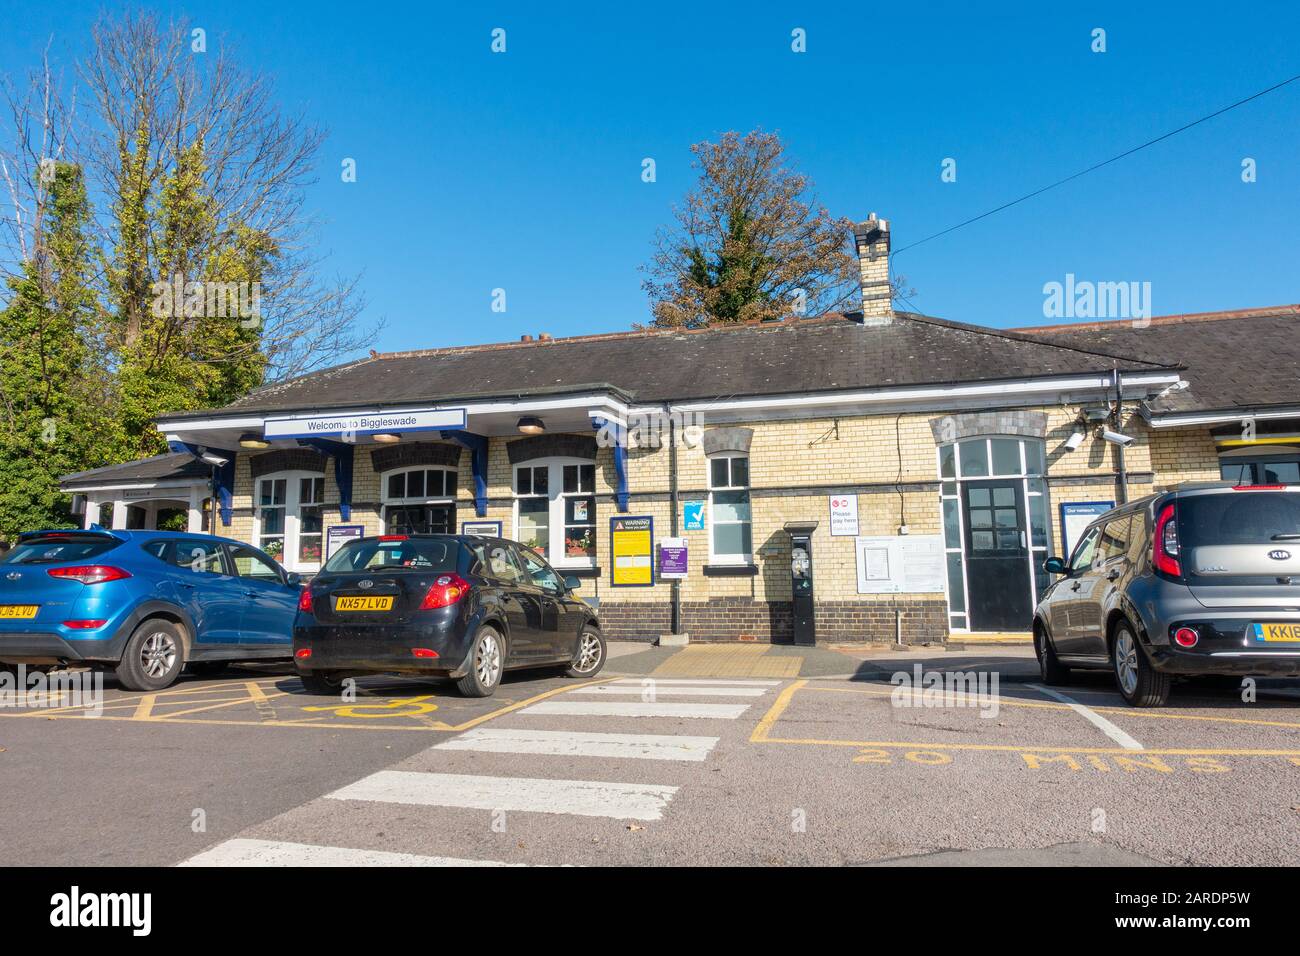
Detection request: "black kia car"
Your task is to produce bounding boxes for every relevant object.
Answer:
[293,534,604,697]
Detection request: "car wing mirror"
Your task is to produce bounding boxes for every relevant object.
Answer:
[1042,556,1067,575]
[562,575,582,592]
[285,571,302,587]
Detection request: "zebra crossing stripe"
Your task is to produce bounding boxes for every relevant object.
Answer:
[327,770,678,820]
[434,727,720,761]
[610,678,780,687]
[519,700,750,719]
[571,684,768,697]
[179,838,522,867]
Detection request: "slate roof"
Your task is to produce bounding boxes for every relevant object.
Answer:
[60,453,210,489]
[1014,305,1300,417]
[158,312,1176,422]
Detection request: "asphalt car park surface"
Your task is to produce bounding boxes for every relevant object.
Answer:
[4,647,1300,866]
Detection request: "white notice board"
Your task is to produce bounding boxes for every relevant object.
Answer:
[855,535,947,594]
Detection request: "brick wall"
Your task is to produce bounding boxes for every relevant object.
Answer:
[219,401,1208,645]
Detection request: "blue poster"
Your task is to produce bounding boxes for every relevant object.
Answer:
[683,500,705,531]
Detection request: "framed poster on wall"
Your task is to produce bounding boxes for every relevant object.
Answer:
[610,515,654,586]
[1059,501,1113,559]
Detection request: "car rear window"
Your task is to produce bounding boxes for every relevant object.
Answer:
[1,535,121,565]
[1179,492,1300,547]
[322,537,461,573]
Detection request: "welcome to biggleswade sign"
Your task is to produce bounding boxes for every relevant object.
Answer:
[262,408,467,439]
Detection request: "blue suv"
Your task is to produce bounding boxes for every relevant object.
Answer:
[0,529,300,690]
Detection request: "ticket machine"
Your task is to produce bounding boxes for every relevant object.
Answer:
[784,521,819,646]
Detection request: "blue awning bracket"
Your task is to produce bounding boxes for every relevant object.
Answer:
[167,440,237,527]
[590,416,628,513]
[296,438,355,520]
[440,430,489,517]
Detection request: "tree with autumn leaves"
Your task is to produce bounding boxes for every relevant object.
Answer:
[642,129,908,328]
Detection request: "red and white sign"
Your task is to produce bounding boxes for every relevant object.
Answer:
[829,495,859,536]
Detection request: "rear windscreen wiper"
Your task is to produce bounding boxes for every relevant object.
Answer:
[1271,533,1300,540]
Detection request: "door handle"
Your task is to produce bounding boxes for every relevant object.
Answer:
[178,582,196,589]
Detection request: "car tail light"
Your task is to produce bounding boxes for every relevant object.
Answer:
[47,565,131,585]
[420,573,469,610]
[379,535,408,541]
[295,648,312,659]
[411,648,440,658]
[62,619,107,629]
[1234,484,1286,490]
[1173,627,1199,647]
[1153,503,1181,577]
[297,588,314,613]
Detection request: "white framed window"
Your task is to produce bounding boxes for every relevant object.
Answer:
[512,458,596,568]
[381,467,458,534]
[936,436,1050,632]
[254,472,325,571]
[708,453,751,564]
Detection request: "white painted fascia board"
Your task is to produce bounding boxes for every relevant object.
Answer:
[629,372,1181,418]
[1144,406,1300,429]
[157,392,629,434]
[58,479,206,493]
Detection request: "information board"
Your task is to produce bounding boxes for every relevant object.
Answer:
[325,524,365,559]
[855,534,946,594]
[1059,501,1113,559]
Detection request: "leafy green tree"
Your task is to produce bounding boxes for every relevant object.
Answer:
[0,163,115,539]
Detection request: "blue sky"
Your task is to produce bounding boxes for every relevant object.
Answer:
[2,0,1298,353]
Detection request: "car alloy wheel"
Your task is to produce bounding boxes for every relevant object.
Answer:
[475,631,502,687]
[1114,630,1139,697]
[140,630,178,680]
[573,631,602,674]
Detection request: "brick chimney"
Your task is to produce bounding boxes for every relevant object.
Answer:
[852,214,892,325]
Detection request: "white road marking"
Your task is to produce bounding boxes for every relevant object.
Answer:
[434,727,720,761]
[1029,684,1145,751]
[179,838,521,867]
[610,678,779,687]
[520,700,751,720]
[572,684,767,697]
[327,770,678,821]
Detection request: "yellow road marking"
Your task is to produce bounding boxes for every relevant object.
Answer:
[750,679,1300,757]
[132,694,157,720]
[149,691,292,719]
[805,682,1300,730]
[302,695,441,719]
[0,676,621,732]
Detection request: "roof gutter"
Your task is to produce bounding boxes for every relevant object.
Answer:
[1141,405,1300,429]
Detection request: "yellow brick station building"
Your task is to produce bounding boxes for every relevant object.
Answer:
[60,221,1300,644]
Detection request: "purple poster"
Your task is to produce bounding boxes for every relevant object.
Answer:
[659,537,688,578]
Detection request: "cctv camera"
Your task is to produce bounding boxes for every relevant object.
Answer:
[1098,428,1135,448]
[200,452,229,467]
[1064,429,1086,451]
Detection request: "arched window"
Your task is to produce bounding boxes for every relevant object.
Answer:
[253,471,326,570]
[512,458,596,567]
[381,467,458,535]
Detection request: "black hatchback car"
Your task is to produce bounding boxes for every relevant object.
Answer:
[1034,483,1300,706]
[293,534,604,697]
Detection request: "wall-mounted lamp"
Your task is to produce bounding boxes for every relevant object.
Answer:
[371,433,401,444]
[239,433,270,449]
[517,416,546,435]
